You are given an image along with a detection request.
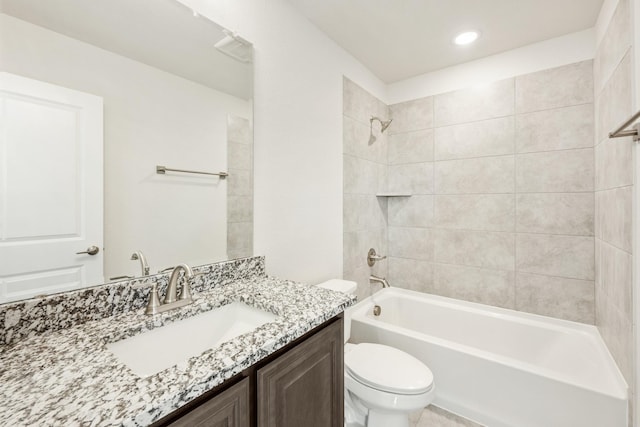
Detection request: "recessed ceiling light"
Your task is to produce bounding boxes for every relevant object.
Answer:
[454,31,479,45]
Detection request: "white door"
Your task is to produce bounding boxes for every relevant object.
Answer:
[0,72,103,303]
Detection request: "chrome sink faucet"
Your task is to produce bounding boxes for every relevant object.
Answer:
[130,251,150,276]
[165,264,194,304]
[142,264,198,315]
[370,275,391,288]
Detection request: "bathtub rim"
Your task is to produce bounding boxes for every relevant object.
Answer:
[348,287,628,401]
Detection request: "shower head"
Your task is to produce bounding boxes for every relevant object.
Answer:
[370,116,393,133]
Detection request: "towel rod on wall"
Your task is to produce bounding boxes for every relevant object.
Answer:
[609,110,640,142]
[156,165,228,179]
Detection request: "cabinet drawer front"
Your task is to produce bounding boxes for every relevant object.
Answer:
[257,319,344,427]
[168,377,250,427]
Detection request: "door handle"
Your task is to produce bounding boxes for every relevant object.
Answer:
[76,245,100,256]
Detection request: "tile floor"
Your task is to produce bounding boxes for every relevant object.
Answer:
[410,406,483,427]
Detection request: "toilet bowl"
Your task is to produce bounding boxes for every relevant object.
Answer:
[317,280,435,427]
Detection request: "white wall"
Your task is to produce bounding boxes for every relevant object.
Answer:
[0,14,251,278]
[634,0,640,109]
[177,0,387,284]
[387,29,595,104]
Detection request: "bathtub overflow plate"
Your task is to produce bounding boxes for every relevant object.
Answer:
[373,305,381,316]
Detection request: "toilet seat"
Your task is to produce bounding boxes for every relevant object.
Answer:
[345,343,434,395]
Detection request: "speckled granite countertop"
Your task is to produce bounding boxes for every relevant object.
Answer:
[0,276,356,427]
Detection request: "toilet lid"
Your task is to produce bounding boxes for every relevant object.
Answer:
[345,343,434,395]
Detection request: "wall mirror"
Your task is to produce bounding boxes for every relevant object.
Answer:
[0,0,254,303]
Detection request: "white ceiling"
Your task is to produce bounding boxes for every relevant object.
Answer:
[0,0,253,99]
[285,0,604,83]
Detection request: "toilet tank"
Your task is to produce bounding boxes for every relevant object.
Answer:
[317,279,357,343]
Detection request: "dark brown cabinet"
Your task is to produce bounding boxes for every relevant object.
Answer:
[167,377,250,427]
[257,318,343,427]
[153,316,344,427]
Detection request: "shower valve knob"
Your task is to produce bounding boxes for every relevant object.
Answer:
[367,248,387,266]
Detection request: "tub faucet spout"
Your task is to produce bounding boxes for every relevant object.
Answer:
[370,275,391,288]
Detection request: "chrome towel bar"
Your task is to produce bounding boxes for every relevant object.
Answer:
[609,110,640,141]
[156,165,228,179]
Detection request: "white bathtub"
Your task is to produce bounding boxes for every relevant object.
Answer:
[348,288,628,427]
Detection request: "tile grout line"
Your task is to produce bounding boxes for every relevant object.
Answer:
[513,76,518,310]
[384,258,595,284]
[592,68,597,326]
[385,102,390,283]
[413,102,595,130]
[388,100,593,138]
[431,97,436,283]
[388,224,594,239]
[389,146,595,166]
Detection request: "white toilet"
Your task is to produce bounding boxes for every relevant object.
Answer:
[317,280,435,427]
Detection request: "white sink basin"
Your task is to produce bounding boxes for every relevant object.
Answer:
[107,302,277,378]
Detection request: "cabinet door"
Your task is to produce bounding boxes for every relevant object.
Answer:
[168,377,250,427]
[257,319,343,427]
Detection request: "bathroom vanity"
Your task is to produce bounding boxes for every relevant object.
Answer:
[157,316,343,426]
[0,257,354,426]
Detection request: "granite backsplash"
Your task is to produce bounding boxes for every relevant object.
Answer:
[0,256,265,346]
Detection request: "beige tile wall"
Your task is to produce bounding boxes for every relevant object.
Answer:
[593,0,634,416]
[227,115,253,259]
[344,64,596,321]
[343,78,389,300]
[385,61,595,323]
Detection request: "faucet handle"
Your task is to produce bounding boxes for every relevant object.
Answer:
[129,279,162,314]
[145,283,162,315]
[179,272,205,300]
[367,248,387,266]
[179,282,193,301]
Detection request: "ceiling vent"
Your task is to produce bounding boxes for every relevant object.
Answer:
[214,30,253,63]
